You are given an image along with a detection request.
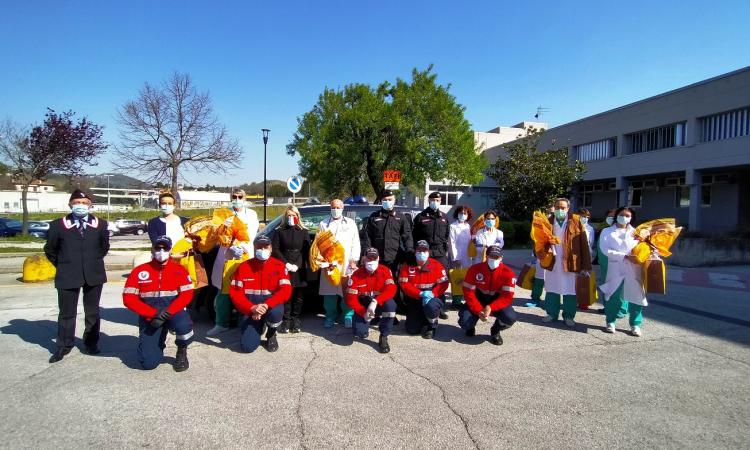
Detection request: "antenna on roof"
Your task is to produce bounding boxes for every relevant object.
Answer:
[534,106,550,119]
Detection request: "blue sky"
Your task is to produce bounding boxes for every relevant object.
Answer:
[1,0,749,187]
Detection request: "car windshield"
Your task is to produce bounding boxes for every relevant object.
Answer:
[5,220,21,227]
[261,206,416,236]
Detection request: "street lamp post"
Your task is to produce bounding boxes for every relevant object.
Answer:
[262,129,270,222]
[104,174,113,222]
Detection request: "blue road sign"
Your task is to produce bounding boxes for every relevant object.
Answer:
[287,176,303,194]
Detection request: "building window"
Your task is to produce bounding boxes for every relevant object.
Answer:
[574,138,616,162]
[699,107,750,142]
[676,186,690,208]
[630,188,643,207]
[13,202,19,208]
[437,192,459,206]
[701,185,711,206]
[626,122,686,154]
[3,202,8,209]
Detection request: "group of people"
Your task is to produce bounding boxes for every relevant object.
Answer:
[43,187,648,373]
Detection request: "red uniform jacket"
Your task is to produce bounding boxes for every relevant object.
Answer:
[123,259,194,319]
[398,258,449,300]
[462,262,516,314]
[229,257,292,315]
[344,265,398,317]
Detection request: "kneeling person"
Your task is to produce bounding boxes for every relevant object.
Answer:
[229,235,292,353]
[459,245,517,345]
[399,240,449,339]
[123,236,194,371]
[345,247,398,353]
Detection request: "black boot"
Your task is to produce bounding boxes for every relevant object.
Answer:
[49,348,71,363]
[278,320,290,334]
[490,322,503,346]
[465,327,476,337]
[84,343,101,355]
[266,328,279,352]
[439,312,449,320]
[421,326,434,340]
[290,318,301,334]
[378,335,390,354]
[174,347,189,372]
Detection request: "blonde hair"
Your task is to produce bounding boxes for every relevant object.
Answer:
[279,205,307,230]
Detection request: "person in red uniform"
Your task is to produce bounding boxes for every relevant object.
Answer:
[229,234,292,353]
[459,244,517,345]
[123,236,194,371]
[398,240,449,339]
[345,247,398,353]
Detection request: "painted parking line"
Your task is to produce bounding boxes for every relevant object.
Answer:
[707,273,746,289]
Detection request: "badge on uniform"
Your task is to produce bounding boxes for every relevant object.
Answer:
[475,273,484,282]
[138,271,150,281]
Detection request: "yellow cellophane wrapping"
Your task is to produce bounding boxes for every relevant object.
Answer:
[518,263,536,290]
[575,271,598,306]
[530,211,558,269]
[631,218,683,263]
[449,267,468,294]
[212,208,250,247]
[172,238,202,288]
[184,216,217,253]
[309,229,346,286]
[222,254,249,294]
[467,214,500,259]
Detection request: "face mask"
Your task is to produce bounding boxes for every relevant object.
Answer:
[255,249,271,260]
[231,199,243,209]
[458,213,467,222]
[580,217,589,226]
[71,204,89,218]
[554,209,568,221]
[365,261,379,272]
[484,219,495,228]
[160,204,174,215]
[287,216,296,226]
[617,215,631,225]
[331,208,343,219]
[487,258,501,270]
[416,251,429,262]
[605,216,614,226]
[381,200,394,211]
[429,201,439,210]
[153,250,170,263]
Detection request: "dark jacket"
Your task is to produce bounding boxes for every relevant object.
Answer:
[412,207,450,264]
[361,209,413,264]
[44,214,110,289]
[547,213,592,273]
[147,216,189,245]
[271,225,311,287]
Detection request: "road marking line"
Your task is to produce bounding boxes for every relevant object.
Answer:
[708,273,746,289]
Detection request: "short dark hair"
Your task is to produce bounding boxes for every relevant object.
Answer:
[614,206,636,224]
[482,209,498,219]
[604,208,616,217]
[159,192,175,202]
[578,208,591,218]
[452,205,474,221]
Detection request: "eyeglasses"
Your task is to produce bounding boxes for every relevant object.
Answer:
[231,195,244,200]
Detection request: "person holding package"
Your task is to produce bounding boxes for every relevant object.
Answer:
[448,205,473,309]
[272,206,310,333]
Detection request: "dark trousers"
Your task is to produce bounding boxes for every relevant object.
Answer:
[137,310,194,370]
[457,305,518,331]
[283,287,305,323]
[353,299,397,338]
[240,304,284,353]
[56,284,103,350]
[405,296,443,334]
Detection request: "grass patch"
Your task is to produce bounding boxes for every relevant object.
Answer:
[0,247,42,253]
[0,235,46,243]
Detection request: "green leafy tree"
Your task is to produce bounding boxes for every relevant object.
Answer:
[287,66,486,202]
[487,128,586,220]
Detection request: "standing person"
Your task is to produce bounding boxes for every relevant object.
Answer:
[412,192,450,319]
[577,208,596,310]
[44,189,110,363]
[147,192,189,246]
[122,236,194,371]
[600,207,646,336]
[398,240,449,339]
[540,198,592,327]
[458,245,517,345]
[526,206,553,308]
[318,199,361,329]
[598,209,627,317]
[472,210,504,263]
[345,247,398,353]
[449,205,473,309]
[272,206,311,333]
[229,235,292,353]
[207,189,259,337]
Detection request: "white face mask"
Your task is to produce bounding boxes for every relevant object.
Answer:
[458,213,467,222]
[580,217,589,226]
[153,250,170,263]
[365,260,379,272]
[487,258,501,270]
[287,216,296,226]
[255,249,271,260]
[160,204,175,215]
[617,215,631,226]
[605,216,614,226]
[331,208,343,219]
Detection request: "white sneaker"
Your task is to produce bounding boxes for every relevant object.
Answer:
[564,319,576,327]
[541,315,554,323]
[604,323,616,333]
[206,325,230,337]
[631,326,642,337]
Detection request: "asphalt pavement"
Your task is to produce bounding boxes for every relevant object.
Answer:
[0,250,748,449]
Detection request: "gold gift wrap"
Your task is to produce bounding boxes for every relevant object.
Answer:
[467,214,499,259]
[575,272,598,306]
[183,216,217,253]
[212,208,250,247]
[172,238,209,289]
[309,229,346,286]
[630,218,681,294]
[642,255,666,295]
[531,211,558,270]
[449,267,468,294]
[517,263,536,290]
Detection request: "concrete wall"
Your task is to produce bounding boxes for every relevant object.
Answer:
[670,238,750,267]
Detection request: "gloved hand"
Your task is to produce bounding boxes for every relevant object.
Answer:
[420,290,435,306]
[285,263,298,272]
[229,245,244,258]
[150,309,172,328]
[364,300,377,322]
[318,261,330,269]
[223,217,234,227]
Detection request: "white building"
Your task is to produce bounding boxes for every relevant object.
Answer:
[0,190,70,213]
[14,181,55,193]
[176,190,233,209]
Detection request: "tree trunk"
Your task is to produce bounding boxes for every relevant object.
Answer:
[21,185,29,236]
[362,145,383,203]
[171,164,179,207]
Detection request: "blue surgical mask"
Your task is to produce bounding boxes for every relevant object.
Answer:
[580,217,589,226]
[381,200,393,211]
[71,204,89,218]
[484,219,494,228]
[160,204,175,215]
[605,216,615,226]
[231,199,243,209]
[416,251,429,262]
[555,209,567,221]
[331,208,343,219]
[487,258,501,270]
[617,215,631,225]
[429,201,439,210]
[365,261,379,272]
[255,249,270,260]
[458,213,467,222]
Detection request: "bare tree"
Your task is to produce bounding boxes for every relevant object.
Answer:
[114,72,242,196]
